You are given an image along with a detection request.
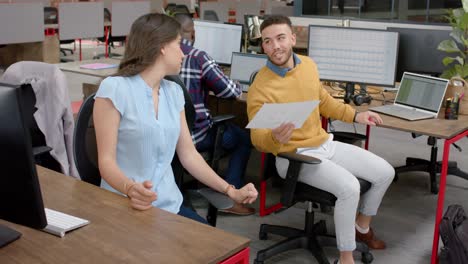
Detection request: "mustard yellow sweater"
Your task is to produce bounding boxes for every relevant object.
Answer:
[247,55,356,155]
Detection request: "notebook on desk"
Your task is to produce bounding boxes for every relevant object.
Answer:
[370,72,449,121]
[79,63,118,70]
[229,52,268,92]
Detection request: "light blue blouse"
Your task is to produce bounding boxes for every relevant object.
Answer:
[95,75,184,214]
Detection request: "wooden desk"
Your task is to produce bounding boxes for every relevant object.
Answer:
[0,35,60,67]
[0,167,250,264]
[355,100,468,264]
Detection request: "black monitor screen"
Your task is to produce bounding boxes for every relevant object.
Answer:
[387,27,451,81]
[0,83,47,242]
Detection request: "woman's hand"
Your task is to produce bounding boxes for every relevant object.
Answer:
[227,183,258,204]
[127,180,158,210]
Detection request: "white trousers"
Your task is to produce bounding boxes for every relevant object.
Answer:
[275,135,395,251]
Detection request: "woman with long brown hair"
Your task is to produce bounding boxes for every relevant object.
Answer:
[93,13,257,223]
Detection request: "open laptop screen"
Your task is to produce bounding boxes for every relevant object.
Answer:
[396,73,448,113]
[230,52,268,84]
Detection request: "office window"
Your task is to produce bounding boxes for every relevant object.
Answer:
[296,0,462,23]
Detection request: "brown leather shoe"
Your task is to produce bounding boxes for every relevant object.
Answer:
[219,203,255,216]
[356,227,386,250]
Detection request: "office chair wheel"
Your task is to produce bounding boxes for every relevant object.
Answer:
[361,252,374,264]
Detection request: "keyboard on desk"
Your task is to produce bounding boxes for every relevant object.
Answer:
[370,104,437,121]
[43,208,90,237]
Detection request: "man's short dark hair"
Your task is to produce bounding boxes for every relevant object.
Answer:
[260,15,292,32]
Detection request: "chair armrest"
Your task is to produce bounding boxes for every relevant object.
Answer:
[331,131,367,142]
[278,152,321,165]
[212,114,235,125]
[32,146,52,157]
[277,152,321,207]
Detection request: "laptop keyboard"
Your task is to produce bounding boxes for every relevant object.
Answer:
[43,208,90,237]
[370,105,435,120]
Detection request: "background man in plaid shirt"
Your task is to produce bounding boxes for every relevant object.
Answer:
[175,14,254,215]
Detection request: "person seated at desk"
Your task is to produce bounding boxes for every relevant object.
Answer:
[174,14,255,216]
[246,15,394,264]
[93,13,258,224]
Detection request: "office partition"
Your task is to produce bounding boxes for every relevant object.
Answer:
[0,3,44,45]
[234,0,261,24]
[111,1,150,37]
[167,0,194,12]
[349,18,451,30]
[150,0,165,13]
[290,16,344,27]
[200,2,229,22]
[58,2,104,40]
[11,0,49,5]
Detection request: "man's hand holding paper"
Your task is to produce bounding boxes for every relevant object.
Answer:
[246,100,319,129]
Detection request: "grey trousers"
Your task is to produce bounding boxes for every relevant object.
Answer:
[276,135,395,251]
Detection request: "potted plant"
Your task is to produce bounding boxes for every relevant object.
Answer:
[437,0,468,79]
[437,0,468,115]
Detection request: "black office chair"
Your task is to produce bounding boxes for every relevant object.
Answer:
[254,152,374,264]
[165,75,236,226]
[44,7,74,62]
[204,10,220,21]
[73,92,100,186]
[13,83,58,172]
[166,4,191,15]
[394,134,468,194]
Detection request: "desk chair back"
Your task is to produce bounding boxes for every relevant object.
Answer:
[203,10,219,21]
[43,6,75,58]
[44,6,57,24]
[73,93,100,186]
[166,4,191,15]
[1,61,78,178]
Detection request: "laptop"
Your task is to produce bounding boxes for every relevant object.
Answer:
[370,72,449,121]
[229,52,268,92]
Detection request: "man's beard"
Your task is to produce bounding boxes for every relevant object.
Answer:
[269,48,293,68]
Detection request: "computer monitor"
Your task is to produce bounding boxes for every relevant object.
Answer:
[387,27,451,81]
[230,52,268,84]
[0,83,47,246]
[307,25,399,87]
[193,20,243,65]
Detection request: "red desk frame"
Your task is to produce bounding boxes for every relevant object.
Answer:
[431,129,468,264]
[218,247,249,264]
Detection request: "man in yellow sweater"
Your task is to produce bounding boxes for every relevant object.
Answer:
[247,15,395,264]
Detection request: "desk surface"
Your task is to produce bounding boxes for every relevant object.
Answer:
[355,98,468,139]
[58,58,120,78]
[0,167,249,264]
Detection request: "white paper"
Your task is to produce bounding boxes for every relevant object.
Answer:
[246,100,320,129]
